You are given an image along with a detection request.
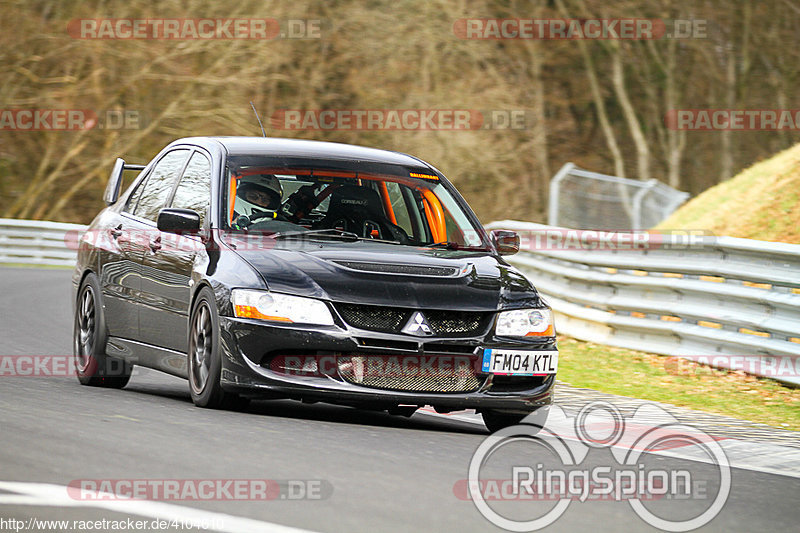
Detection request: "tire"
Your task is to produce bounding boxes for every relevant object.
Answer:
[482,406,549,434]
[73,273,132,388]
[188,287,249,410]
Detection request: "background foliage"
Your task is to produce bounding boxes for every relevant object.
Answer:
[1,0,797,224]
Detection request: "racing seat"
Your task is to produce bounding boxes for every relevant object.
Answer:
[318,185,407,242]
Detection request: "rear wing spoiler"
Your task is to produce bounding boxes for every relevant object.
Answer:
[104,158,146,205]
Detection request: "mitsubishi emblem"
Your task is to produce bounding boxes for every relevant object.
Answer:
[402,312,433,336]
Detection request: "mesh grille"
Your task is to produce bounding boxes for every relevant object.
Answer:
[333,261,458,277]
[334,303,489,336]
[336,303,407,332]
[425,310,486,335]
[337,355,481,393]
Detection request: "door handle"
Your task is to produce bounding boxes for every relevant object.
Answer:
[149,236,162,253]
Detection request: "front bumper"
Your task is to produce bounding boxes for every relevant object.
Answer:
[217,315,556,413]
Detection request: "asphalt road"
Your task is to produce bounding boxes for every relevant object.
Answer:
[0,267,797,532]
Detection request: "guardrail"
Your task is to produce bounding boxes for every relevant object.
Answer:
[486,220,800,387]
[0,218,86,267]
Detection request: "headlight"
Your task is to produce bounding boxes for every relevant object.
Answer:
[495,308,555,337]
[231,289,335,326]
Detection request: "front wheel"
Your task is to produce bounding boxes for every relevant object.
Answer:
[188,287,248,410]
[482,406,549,434]
[73,273,131,388]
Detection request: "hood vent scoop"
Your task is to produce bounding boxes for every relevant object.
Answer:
[331,260,463,278]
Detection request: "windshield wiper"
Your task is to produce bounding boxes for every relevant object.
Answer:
[273,228,362,241]
[428,241,488,251]
[273,228,404,245]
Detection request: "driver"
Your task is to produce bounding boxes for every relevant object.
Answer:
[231,174,284,229]
[236,174,282,211]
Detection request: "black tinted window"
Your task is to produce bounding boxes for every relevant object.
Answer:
[171,152,212,226]
[133,150,189,221]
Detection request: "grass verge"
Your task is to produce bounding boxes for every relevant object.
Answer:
[558,337,800,431]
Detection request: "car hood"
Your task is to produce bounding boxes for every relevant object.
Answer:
[229,240,541,311]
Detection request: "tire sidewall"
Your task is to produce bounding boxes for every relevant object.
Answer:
[74,274,107,384]
[188,287,224,407]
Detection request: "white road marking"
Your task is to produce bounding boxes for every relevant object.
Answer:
[0,481,319,533]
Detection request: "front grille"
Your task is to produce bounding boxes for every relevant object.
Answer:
[333,261,458,277]
[337,303,407,332]
[424,310,485,335]
[337,355,482,393]
[335,303,490,337]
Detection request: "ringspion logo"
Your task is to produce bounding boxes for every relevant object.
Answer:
[463,401,730,531]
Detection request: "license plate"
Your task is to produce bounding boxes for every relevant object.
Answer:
[481,349,558,375]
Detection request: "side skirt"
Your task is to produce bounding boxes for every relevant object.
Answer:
[106,337,188,379]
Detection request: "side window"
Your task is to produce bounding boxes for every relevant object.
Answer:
[132,150,190,222]
[171,152,212,226]
[384,182,413,235]
[123,172,148,214]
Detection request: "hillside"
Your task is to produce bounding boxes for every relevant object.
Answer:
[658,143,800,243]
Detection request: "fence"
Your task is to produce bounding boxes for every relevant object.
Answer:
[548,163,690,230]
[486,220,800,387]
[0,218,85,267]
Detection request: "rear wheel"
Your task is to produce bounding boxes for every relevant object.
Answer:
[188,287,249,410]
[482,406,549,434]
[73,273,131,388]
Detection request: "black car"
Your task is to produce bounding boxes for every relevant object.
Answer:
[72,137,557,432]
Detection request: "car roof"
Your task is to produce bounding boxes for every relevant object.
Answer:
[172,136,431,168]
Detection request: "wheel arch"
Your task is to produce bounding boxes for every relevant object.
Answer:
[187,280,216,342]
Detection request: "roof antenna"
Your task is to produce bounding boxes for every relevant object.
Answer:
[250,101,266,137]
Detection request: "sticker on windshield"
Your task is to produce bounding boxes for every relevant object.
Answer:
[409,172,438,180]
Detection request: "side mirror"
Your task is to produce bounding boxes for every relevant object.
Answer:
[103,158,146,205]
[490,229,520,256]
[157,208,201,235]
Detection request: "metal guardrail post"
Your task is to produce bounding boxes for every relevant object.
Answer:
[547,163,574,226]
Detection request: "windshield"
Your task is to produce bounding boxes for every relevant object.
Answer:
[223,156,488,249]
